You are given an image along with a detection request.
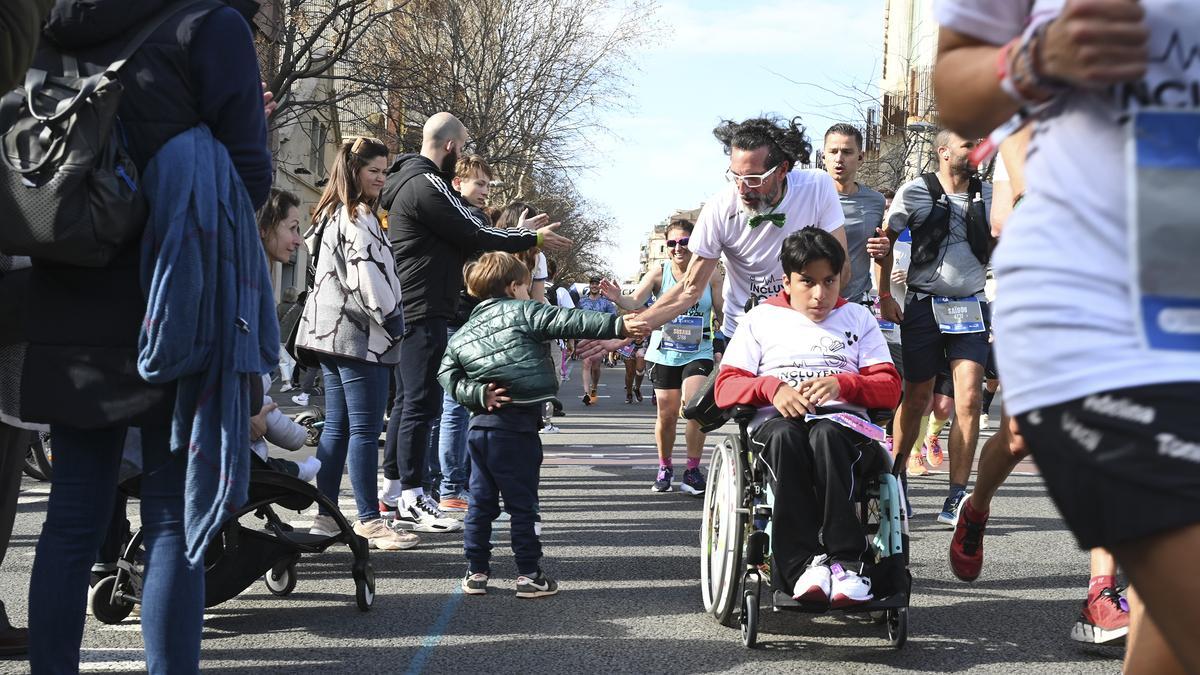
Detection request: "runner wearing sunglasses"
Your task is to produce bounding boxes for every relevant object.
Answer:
[601,218,724,494]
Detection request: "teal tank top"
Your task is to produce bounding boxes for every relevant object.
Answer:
[646,260,714,367]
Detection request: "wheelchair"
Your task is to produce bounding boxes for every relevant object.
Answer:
[697,404,911,649]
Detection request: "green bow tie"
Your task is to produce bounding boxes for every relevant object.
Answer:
[748,213,786,229]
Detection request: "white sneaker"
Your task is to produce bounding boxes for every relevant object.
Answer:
[540,424,560,434]
[309,513,340,537]
[391,495,463,533]
[279,384,295,393]
[979,413,990,430]
[295,456,321,483]
[793,556,831,603]
[829,563,873,608]
[291,393,310,406]
[354,518,420,550]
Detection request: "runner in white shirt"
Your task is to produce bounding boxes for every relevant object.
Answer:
[636,116,847,337]
[934,1,1200,671]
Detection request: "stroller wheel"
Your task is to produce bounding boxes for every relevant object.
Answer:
[264,562,298,596]
[89,575,134,625]
[886,606,908,649]
[355,564,375,611]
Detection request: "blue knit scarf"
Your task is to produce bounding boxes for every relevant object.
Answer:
[137,125,279,566]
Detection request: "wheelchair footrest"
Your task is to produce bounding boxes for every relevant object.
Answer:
[771,589,909,614]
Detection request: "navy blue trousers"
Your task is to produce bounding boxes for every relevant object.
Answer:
[463,427,543,576]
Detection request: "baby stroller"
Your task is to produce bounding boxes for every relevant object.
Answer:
[696,403,911,649]
[88,456,375,623]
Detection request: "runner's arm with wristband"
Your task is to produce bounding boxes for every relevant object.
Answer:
[637,255,720,331]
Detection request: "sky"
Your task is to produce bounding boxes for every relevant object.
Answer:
[577,0,886,281]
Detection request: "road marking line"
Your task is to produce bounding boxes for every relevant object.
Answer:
[405,585,464,675]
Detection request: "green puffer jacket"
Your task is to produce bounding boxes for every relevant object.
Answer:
[439,297,626,413]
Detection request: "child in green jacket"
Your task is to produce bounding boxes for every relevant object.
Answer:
[438,252,646,598]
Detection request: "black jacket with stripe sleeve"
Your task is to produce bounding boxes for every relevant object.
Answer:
[381,154,538,324]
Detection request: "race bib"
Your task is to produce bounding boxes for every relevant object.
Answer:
[805,412,887,442]
[1128,110,1200,352]
[661,314,704,353]
[932,296,985,334]
[871,296,901,344]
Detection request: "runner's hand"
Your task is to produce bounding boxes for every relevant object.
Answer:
[890,268,908,285]
[880,296,904,323]
[798,376,841,408]
[250,402,277,441]
[262,83,277,119]
[599,279,623,302]
[621,313,649,340]
[867,227,892,259]
[483,383,511,412]
[772,383,814,418]
[1041,0,1149,88]
[537,222,572,252]
[1007,416,1030,459]
[575,338,628,361]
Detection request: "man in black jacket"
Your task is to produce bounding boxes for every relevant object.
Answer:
[378,112,570,532]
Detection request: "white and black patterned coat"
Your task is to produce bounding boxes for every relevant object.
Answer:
[296,204,404,365]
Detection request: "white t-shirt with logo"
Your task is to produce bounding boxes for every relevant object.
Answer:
[690,169,845,337]
[934,0,1200,414]
[722,300,893,425]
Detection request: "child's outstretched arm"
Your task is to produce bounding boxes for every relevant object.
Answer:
[525,303,647,342]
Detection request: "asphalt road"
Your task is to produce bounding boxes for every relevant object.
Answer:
[0,366,1122,673]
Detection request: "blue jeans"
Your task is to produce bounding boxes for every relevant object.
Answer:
[438,387,471,499]
[30,425,202,674]
[423,414,442,495]
[316,355,391,522]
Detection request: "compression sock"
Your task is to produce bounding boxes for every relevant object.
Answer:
[660,457,673,469]
[911,414,932,457]
[1089,575,1117,601]
[982,387,997,414]
[686,457,701,471]
[929,415,950,440]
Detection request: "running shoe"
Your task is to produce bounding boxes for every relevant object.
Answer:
[354,518,420,550]
[979,413,990,430]
[625,392,633,404]
[829,563,873,608]
[633,388,643,402]
[793,555,831,603]
[516,570,559,599]
[462,570,490,595]
[279,383,294,393]
[652,466,673,493]
[309,514,340,538]
[439,496,469,512]
[391,496,463,533]
[680,467,706,496]
[1070,587,1130,644]
[949,495,989,581]
[907,450,928,477]
[291,392,310,406]
[924,435,944,467]
[938,488,967,527]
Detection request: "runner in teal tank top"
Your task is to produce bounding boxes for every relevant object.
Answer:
[601,218,725,495]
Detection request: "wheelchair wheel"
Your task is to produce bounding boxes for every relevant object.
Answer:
[701,439,746,626]
[740,574,761,648]
[886,606,908,649]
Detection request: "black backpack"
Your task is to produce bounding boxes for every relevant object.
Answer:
[0,0,206,266]
[908,173,991,270]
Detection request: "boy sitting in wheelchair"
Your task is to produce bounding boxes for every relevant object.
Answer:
[714,227,901,607]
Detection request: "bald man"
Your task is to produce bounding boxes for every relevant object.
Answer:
[377,112,570,531]
[875,130,994,527]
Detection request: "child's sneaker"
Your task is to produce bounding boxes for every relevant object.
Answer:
[829,563,873,608]
[354,518,420,550]
[680,467,706,496]
[1070,587,1130,644]
[462,570,489,595]
[924,435,944,467]
[515,570,559,598]
[291,392,310,406]
[793,556,831,603]
[651,466,673,493]
[295,456,321,483]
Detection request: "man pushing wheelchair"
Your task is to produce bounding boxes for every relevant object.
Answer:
[714,228,901,606]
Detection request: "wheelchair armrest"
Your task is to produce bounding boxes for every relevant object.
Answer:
[732,405,758,425]
[867,408,895,427]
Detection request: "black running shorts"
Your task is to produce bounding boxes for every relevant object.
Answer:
[649,359,714,391]
[900,296,992,383]
[1017,382,1200,550]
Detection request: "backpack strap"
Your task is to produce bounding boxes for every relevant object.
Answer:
[24,0,211,122]
[920,173,945,206]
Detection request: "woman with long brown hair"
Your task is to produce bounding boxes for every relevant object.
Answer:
[294,137,417,551]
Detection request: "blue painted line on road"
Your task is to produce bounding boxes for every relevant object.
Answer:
[405,585,464,675]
